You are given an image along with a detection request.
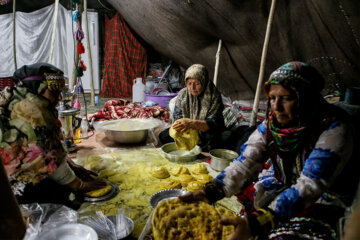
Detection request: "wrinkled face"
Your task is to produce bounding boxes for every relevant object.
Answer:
[268,84,297,126]
[186,78,202,96]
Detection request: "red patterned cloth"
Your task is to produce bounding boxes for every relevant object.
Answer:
[89,99,170,121]
[101,13,147,98]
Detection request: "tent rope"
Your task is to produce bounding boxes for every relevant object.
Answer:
[48,0,60,63]
[84,0,95,106]
[213,39,222,87]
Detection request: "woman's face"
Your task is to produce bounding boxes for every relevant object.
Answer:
[268,84,297,126]
[42,88,62,107]
[186,78,202,96]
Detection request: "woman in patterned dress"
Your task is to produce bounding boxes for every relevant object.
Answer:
[181,61,359,239]
[0,62,106,208]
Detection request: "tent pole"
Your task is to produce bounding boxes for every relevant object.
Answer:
[71,1,83,91]
[12,0,17,70]
[250,0,277,126]
[48,0,60,63]
[213,39,222,86]
[84,0,95,106]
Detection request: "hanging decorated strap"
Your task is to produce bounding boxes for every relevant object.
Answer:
[77,42,85,54]
[75,27,84,41]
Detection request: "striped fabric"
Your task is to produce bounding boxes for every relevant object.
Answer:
[101,13,147,98]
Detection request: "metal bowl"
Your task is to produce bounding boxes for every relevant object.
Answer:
[38,223,98,240]
[98,119,162,144]
[209,149,239,171]
[107,215,134,239]
[149,189,188,209]
[160,142,201,162]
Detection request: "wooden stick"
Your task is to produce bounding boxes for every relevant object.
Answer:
[84,0,95,106]
[12,0,17,70]
[250,0,277,126]
[213,39,222,86]
[71,2,83,90]
[48,0,60,63]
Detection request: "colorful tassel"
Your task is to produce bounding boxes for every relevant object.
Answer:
[77,42,85,54]
[72,10,80,22]
[73,98,81,109]
[80,60,87,71]
[77,81,84,94]
[75,67,83,77]
[75,27,84,41]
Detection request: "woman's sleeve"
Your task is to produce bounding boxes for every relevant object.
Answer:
[268,121,354,220]
[214,121,269,197]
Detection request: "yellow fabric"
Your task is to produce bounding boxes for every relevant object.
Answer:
[169,118,199,151]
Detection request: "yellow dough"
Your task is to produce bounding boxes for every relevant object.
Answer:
[186,181,205,192]
[169,118,199,151]
[171,166,190,176]
[178,174,195,187]
[190,163,208,175]
[196,174,214,184]
[85,183,112,198]
[152,198,222,240]
[159,178,182,190]
[152,166,170,179]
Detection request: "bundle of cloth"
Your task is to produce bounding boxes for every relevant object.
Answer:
[89,99,170,121]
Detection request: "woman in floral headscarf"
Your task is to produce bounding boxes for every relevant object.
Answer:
[159,64,227,151]
[180,61,359,239]
[0,62,105,207]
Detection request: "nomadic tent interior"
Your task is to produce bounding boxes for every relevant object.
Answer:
[1,0,359,103]
[1,0,360,238]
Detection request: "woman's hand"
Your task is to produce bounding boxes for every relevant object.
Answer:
[221,216,252,240]
[80,180,108,193]
[178,189,210,203]
[172,119,194,133]
[67,158,98,181]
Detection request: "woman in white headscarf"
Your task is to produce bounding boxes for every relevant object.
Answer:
[159,64,226,151]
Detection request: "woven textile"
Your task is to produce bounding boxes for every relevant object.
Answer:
[101,13,147,98]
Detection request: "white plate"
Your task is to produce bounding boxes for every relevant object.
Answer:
[38,223,98,240]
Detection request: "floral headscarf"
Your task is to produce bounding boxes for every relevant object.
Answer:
[175,64,223,120]
[13,62,65,94]
[264,61,325,151]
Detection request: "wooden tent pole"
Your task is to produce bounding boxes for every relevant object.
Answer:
[48,0,60,63]
[250,0,277,126]
[12,0,17,70]
[84,0,95,106]
[213,39,222,86]
[71,2,83,90]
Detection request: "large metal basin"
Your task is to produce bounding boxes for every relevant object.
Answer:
[160,142,201,162]
[209,149,239,171]
[96,118,162,144]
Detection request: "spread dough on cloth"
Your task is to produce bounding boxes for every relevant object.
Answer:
[85,183,112,198]
[152,198,222,240]
[171,166,190,176]
[169,118,199,151]
[190,163,208,175]
[159,178,182,190]
[152,166,170,179]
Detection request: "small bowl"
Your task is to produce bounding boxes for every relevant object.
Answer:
[209,149,239,171]
[38,223,98,240]
[160,142,201,162]
[149,189,188,209]
[107,215,134,239]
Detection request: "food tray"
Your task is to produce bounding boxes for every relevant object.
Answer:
[83,183,119,203]
[149,189,188,209]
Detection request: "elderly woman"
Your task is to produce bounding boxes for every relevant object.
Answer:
[159,64,227,151]
[0,63,105,208]
[180,61,358,239]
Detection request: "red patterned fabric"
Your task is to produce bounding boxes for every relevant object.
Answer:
[89,99,170,121]
[101,13,147,98]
